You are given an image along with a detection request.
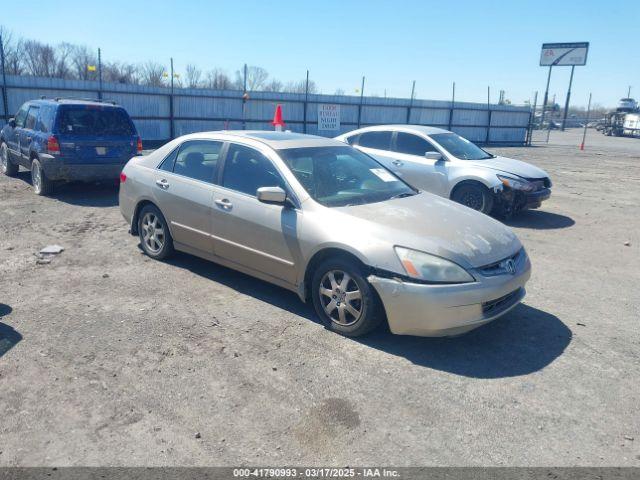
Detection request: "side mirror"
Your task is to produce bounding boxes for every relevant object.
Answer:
[425,151,443,161]
[257,186,287,205]
[8,118,16,128]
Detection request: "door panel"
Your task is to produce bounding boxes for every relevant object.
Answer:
[210,142,298,285]
[150,140,224,253]
[152,172,215,253]
[210,187,298,285]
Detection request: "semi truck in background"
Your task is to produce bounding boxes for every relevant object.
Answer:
[602,98,640,137]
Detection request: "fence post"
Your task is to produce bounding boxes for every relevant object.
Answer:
[242,63,248,130]
[0,32,8,123]
[97,48,103,100]
[303,70,309,133]
[169,57,175,140]
[485,86,491,145]
[357,76,365,128]
[448,82,455,131]
[406,80,415,124]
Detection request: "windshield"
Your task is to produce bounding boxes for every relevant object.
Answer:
[278,146,416,207]
[430,133,493,160]
[57,106,135,136]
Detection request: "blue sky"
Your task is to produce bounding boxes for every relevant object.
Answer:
[2,0,638,107]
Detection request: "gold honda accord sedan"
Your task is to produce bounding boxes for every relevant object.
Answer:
[119,131,530,337]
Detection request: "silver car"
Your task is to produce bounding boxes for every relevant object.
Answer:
[335,125,552,215]
[119,131,531,337]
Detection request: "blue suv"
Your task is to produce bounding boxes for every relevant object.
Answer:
[0,98,142,195]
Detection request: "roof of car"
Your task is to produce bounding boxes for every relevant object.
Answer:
[347,124,452,136]
[31,98,122,108]
[212,130,346,149]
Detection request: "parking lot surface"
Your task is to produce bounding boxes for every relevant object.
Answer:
[1,129,639,466]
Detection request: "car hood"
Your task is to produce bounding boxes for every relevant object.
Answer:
[334,192,521,270]
[471,155,548,179]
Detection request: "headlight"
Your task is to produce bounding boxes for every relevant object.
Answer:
[394,247,475,283]
[497,175,535,192]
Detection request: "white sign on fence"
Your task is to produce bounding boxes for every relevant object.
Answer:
[540,42,589,66]
[318,104,340,131]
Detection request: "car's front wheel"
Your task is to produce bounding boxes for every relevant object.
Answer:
[311,257,384,337]
[451,182,494,214]
[1,142,19,176]
[137,204,174,260]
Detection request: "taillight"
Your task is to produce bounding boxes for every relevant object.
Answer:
[119,172,127,183]
[47,135,60,155]
[136,136,143,153]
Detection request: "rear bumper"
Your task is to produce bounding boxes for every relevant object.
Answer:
[40,155,128,181]
[368,256,531,337]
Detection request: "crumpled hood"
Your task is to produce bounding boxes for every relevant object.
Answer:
[471,156,549,179]
[335,192,521,269]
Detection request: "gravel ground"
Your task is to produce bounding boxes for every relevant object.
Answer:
[0,129,638,466]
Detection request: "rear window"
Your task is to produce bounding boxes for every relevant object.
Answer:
[57,106,135,136]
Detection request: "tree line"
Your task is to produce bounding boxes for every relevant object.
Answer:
[0,26,320,93]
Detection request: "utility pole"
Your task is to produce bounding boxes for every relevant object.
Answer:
[303,70,309,133]
[561,65,575,131]
[0,31,9,123]
[97,48,103,100]
[448,82,455,131]
[540,65,553,136]
[580,93,592,150]
[406,80,415,124]
[357,76,365,128]
[628,85,632,98]
[169,57,175,139]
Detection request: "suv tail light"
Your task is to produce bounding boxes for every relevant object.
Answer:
[136,136,143,153]
[119,172,127,183]
[47,135,60,155]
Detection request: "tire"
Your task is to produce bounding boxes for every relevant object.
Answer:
[311,257,384,337]
[31,158,53,196]
[451,182,494,215]
[137,204,174,260]
[1,142,19,176]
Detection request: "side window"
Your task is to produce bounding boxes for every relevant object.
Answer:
[171,140,222,183]
[37,106,56,133]
[14,104,29,128]
[158,146,179,172]
[222,143,285,196]
[395,132,438,156]
[358,131,392,150]
[346,134,359,145]
[25,107,40,130]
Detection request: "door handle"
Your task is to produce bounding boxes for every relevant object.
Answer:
[155,178,170,189]
[392,160,404,167]
[215,198,233,209]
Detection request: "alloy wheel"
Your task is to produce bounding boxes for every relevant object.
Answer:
[141,212,165,254]
[319,270,363,326]
[32,163,42,194]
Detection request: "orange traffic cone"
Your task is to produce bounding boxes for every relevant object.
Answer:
[272,104,285,131]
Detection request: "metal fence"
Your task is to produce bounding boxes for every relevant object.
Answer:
[1,75,533,146]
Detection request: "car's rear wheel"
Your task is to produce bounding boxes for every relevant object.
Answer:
[31,159,53,195]
[311,257,384,337]
[1,142,19,176]
[138,204,174,260]
[451,182,494,214]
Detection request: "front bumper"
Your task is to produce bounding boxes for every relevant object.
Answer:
[368,255,531,337]
[524,188,551,209]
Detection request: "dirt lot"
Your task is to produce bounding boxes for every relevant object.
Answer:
[1,129,639,466]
